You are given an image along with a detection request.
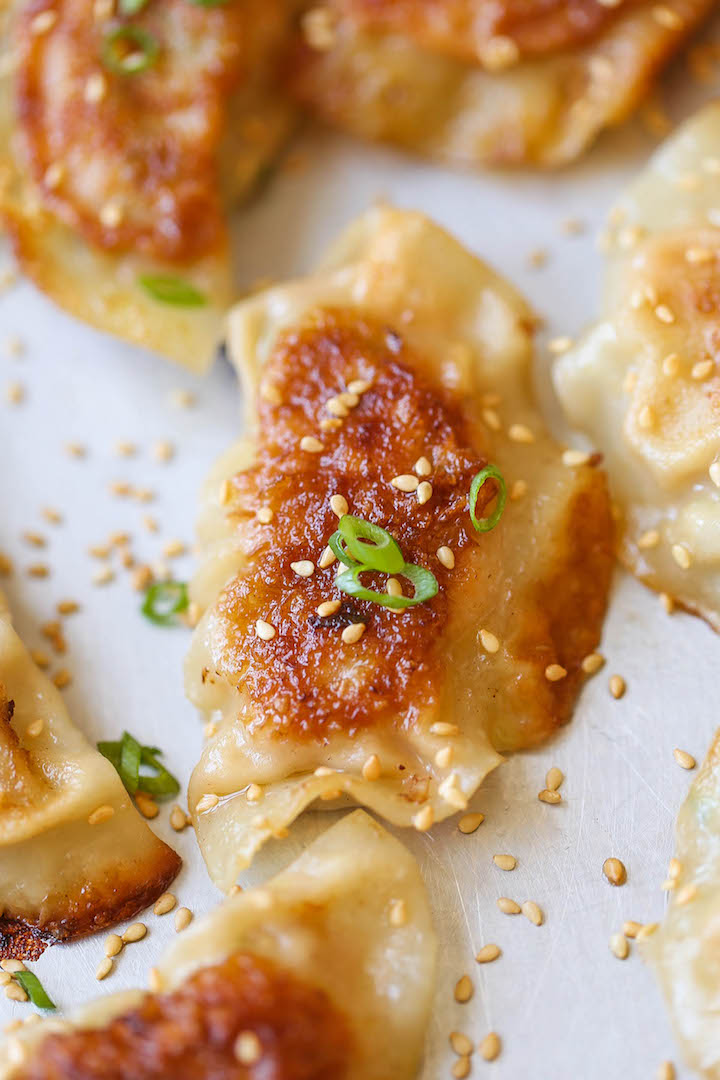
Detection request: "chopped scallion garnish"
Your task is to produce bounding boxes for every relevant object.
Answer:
[98,731,180,800]
[14,972,55,1010]
[336,561,438,609]
[138,274,207,307]
[335,514,405,573]
[469,465,506,534]
[141,581,188,625]
[102,25,158,75]
[330,515,438,610]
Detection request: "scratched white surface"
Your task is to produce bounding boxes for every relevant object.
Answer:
[1,35,720,1078]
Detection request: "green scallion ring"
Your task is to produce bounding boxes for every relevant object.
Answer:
[102,25,159,75]
[335,561,438,609]
[328,530,357,568]
[337,514,405,574]
[14,972,55,1011]
[138,274,207,307]
[141,581,189,625]
[469,465,507,534]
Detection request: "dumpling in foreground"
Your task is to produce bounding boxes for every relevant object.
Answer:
[554,102,720,631]
[646,729,720,1078]
[0,0,294,371]
[0,592,180,958]
[287,0,716,168]
[0,810,436,1080]
[185,206,614,889]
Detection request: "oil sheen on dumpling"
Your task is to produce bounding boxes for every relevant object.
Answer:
[288,0,715,168]
[185,207,614,888]
[0,0,295,370]
[0,592,180,958]
[554,103,720,631]
[0,811,436,1080]
[646,730,720,1078]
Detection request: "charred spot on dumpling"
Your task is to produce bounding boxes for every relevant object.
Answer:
[14,953,352,1080]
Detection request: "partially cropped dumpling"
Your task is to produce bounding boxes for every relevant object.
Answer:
[0,811,436,1080]
[0,0,295,370]
[288,0,715,168]
[0,592,180,958]
[646,731,720,1078]
[554,103,720,631]
[185,206,613,888]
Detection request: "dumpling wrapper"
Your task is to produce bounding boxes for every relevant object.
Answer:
[0,592,180,958]
[554,102,720,631]
[646,730,720,1078]
[0,810,436,1080]
[288,0,716,168]
[185,206,614,890]
[0,0,295,371]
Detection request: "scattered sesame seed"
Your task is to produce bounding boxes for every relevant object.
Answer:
[413,805,434,832]
[493,854,517,871]
[105,934,123,958]
[636,922,659,941]
[316,599,341,617]
[497,897,521,915]
[654,304,675,325]
[431,721,459,736]
[318,546,336,569]
[52,669,72,690]
[92,565,115,586]
[196,793,219,813]
[544,663,567,682]
[458,813,484,834]
[710,462,720,487]
[603,858,627,886]
[414,456,432,476]
[84,71,107,104]
[135,791,158,819]
[549,336,574,355]
[30,649,49,668]
[581,652,605,675]
[662,353,680,376]
[122,922,147,944]
[609,675,626,700]
[638,529,660,549]
[538,789,562,805]
[610,933,629,960]
[637,405,656,430]
[88,804,114,826]
[652,4,682,28]
[454,975,473,1003]
[435,745,453,768]
[174,907,192,932]
[255,620,276,641]
[623,921,643,939]
[510,480,527,501]
[673,748,696,770]
[521,900,543,926]
[391,474,419,492]
[561,448,591,467]
[389,899,407,927]
[417,481,433,505]
[290,560,315,578]
[152,440,174,463]
[671,543,692,570]
[170,805,188,831]
[341,622,365,644]
[300,436,324,453]
[6,381,25,405]
[479,1032,501,1061]
[0,960,25,974]
[347,378,371,395]
[234,1031,262,1065]
[57,600,79,616]
[660,592,675,615]
[508,423,535,444]
[326,396,349,418]
[153,892,177,917]
[95,957,113,981]
[4,983,28,1003]
[0,553,13,577]
[475,944,501,964]
[255,507,273,525]
[546,767,563,791]
[449,1032,474,1057]
[675,883,698,905]
[246,783,263,802]
[362,754,381,781]
[26,718,44,738]
[479,629,500,654]
[438,773,468,810]
[162,539,185,559]
[437,546,455,569]
[30,9,57,33]
[692,359,714,380]
[148,968,162,992]
[330,494,348,518]
[657,1063,675,1080]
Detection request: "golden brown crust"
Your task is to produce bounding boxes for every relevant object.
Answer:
[16,953,351,1080]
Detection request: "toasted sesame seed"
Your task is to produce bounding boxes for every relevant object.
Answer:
[362,754,381,781]
[196,793,219,813]
[692,359,714,380]
[431,721,459,736]
[654,303,675,324]
[391,474,419,492]
[30,649,49,668]
[479,629,499,653]
[675,882,698,905]
[153,440,174,463]
[246,784,263,802]
[30,9,57,33]
[454,975,473,1003]
[660,593,675,615]
[438,773,468,810]
[636,922,659,941]
[105,934,123,957]
[603,857,627,886]
[170,805,188,831]
[88,804,114,826]
[479,1033,501,1061]
[673,748,696,770]
[148,968,162,992]
[652,4,682,28]
[458,813,484,834]
[482,407,502,431]
[174,907,192,932]
[562,448,591,467]
[253,508,274,528]
[347,378,371,394]
[657,1063,675,1080]
[497,897,521,915]
[122,922,147,944]
[389,899,407,927]
[638,529,660,549]
[412,805,434,832]
[435,745,453,768]
[316,599,341,617]
[95,957,113,980]
[342,622,365,644]
[162,539,185,559]
[84,72,107,103]
[493,854,516,871]
[475,943,501,964]
[320,418,343,433]
[26,718,44,738]
[662,353,680,376]
[549,336,574,355]
[300,436,324,453]
[318,546,336,569]
[508,423,534,444]
[546,767,564,791]
[671,543,692,569]
[450,1032,474,1057]
[544,663,567,682]
[4,983,28,1003]
[384,578,402,597]
[255,620,276,641]
[92,566,115,586]
[709,462,720,487]
[135,791,158,819]
[623,921,642,939]
[0,974,11,988]
[0,960,25,974]
[610,933,629,959]
[234,1031,262,1065]
[416,481,433,505]
[510,480,527,501]
[521,900,543,926]
[581,652,605,675]
[326,396,349,418]
[26,563,49,578]
[290,560,315,578]
[153,893,176,917]
[414,456,431,476]
[538,788,562,805]
[330,494,348,518]
[131,565,154,592]
[609,675,626,699]
[0,553,13,577]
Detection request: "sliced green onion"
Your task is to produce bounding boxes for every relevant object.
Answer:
[102,26,158,75]
[14,972,56,1010]
[119,0,149,12]
[98,732,180,801]
[328,530,357,568]
[337,515,405,573]
[335,562,438,609]
[469,465,506,534]
[141,581,188,626]
[138,274,207,307]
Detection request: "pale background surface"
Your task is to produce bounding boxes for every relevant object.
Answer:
[1,29,720,1078]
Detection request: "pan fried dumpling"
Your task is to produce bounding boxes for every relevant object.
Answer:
[0,811,436,1080]
[288,0,715,168]
[185,207,613,888]
[554,103,720,631]
[0,0,295,371]
[646,730,720,1078]
[0,592,180,958]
